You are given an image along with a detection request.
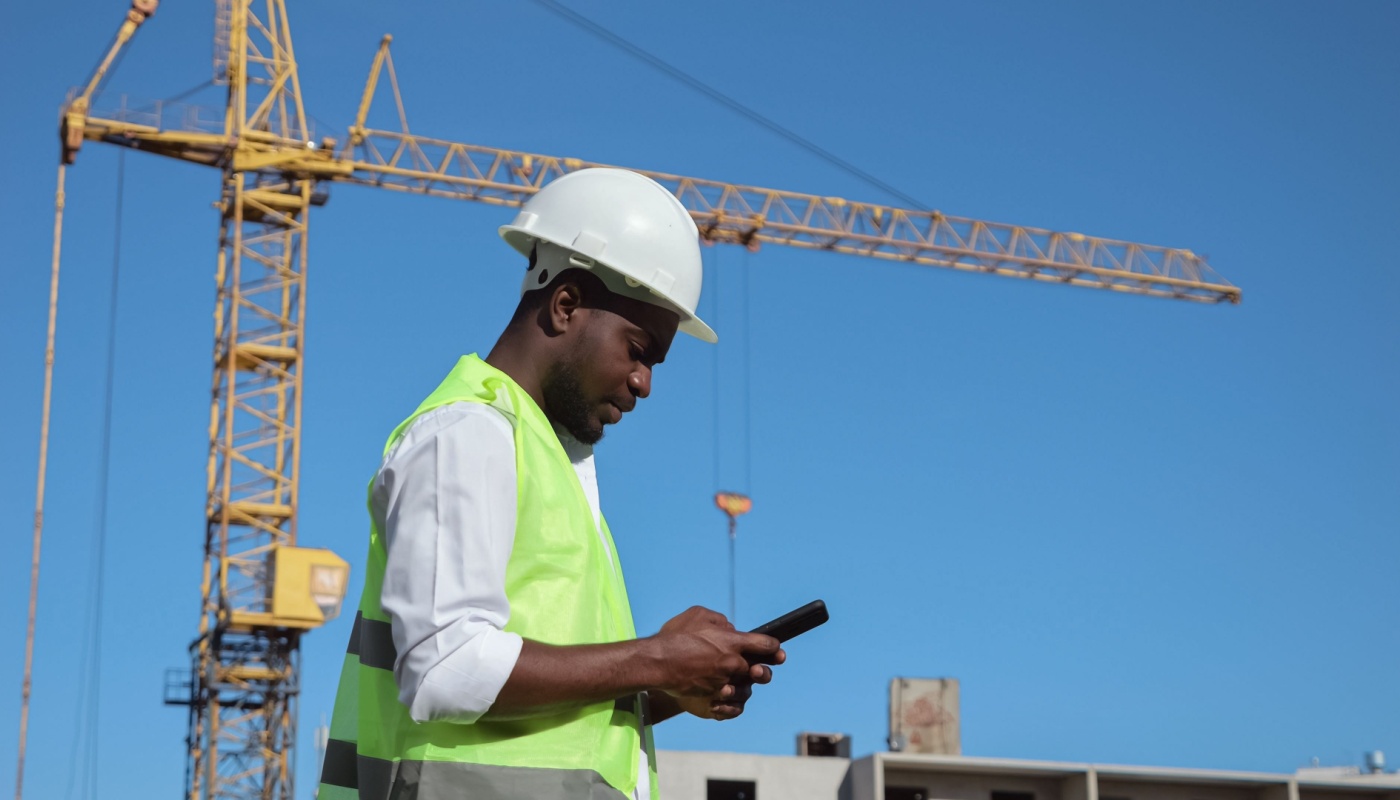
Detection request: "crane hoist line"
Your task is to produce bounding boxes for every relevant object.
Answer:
[22,0,1242,799]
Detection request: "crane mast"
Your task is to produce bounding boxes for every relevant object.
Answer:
[62,2,331,798]
[44,2,1241,799]
[188,1,317,798]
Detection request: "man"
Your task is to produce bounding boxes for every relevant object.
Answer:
[318,168,784,800]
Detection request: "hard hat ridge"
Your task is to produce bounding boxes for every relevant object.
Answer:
[500,168,717,343]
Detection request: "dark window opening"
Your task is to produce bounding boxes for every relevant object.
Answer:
[992,791,1036,800]
[887,788,929,800]
[799,732,851,758]
[708,778,757,800]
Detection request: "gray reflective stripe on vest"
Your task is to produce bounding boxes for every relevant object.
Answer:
[346,612,362,657]
[348,611,397,671]
[320,737,627,800]
[321,738,385,797]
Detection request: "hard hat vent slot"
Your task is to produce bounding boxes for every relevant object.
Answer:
[572,231,607,259]
[649,269,676,293]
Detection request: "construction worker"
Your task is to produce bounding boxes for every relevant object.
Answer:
[318,167,785,800]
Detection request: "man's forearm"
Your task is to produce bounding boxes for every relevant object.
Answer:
[483,637,667,720]
[482,608,782,722]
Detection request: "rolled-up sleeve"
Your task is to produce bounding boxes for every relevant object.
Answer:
[373,403,523,724]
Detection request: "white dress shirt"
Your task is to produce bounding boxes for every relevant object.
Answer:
[371,399,650,799]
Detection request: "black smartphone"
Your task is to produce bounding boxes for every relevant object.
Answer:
[749,599,828,643]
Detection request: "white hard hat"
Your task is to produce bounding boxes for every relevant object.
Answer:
[499,167,716,343]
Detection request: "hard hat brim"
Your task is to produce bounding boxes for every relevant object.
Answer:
[680,314,718,344]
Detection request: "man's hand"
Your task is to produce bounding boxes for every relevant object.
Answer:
[670,658,777,721]
[489,605,783,721]
[650,606,784,712]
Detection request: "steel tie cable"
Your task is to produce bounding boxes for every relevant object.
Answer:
[525,0,929,210]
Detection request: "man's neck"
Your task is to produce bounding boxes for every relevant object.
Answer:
[485,330,548,413]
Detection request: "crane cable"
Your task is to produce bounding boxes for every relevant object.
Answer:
[62,152,125,800]
[708,247,753,495]
[525,0,929,210]
[18,21,136,798]
[741,249,752,495]
[710,248,722,493]
[707,246,756,624]
[21,19,170,797]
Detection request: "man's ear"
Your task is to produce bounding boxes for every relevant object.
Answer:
[546,280,584,335]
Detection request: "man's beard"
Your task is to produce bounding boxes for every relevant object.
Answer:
[542,359,603,445]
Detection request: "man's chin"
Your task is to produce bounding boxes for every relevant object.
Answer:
[572,421,604,446]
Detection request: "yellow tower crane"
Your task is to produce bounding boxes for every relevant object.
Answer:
[30,1,1240,799]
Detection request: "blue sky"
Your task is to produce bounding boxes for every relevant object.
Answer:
[2,1,1397,798]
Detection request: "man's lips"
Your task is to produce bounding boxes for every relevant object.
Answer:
[605,399,635,423]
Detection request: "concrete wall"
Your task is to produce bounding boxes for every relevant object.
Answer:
[883,766,1067,800]
[1097,778,1267,800]
[1065,770,1100,800]
[1301,788,1400,800]
[846,756,877,800]
[657,750,850,800]
[657,749,1400,800]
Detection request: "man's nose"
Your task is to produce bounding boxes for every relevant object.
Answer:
[629,367,651,399]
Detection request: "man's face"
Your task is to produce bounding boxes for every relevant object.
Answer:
[542,292,679,445]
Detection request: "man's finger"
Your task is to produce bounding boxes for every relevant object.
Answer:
[741,645,785,667]
[710,702,744,721]
[748,663,772,684]
[737,633,782,660]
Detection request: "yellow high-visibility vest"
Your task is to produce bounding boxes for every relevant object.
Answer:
[318,354,657,800]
